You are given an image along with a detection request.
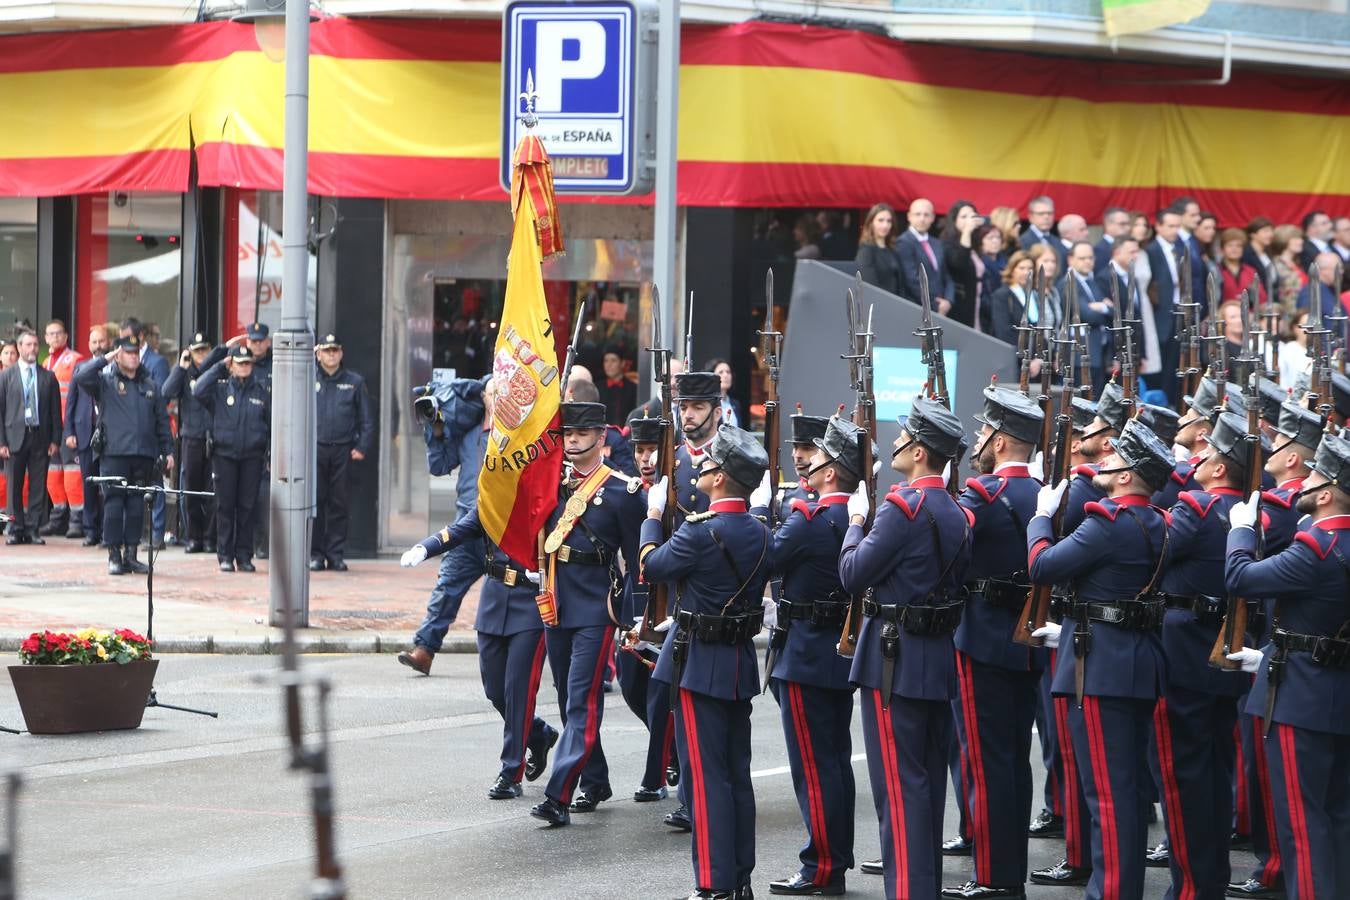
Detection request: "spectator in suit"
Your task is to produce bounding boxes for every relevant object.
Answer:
[988,206,1021,266]
[596,346,636,427]
[1063,240,1113,396]
[0,331,61,544]
[1171,197,1210,303]
[854,203,902,295]
[939,199,983,328]
[1095,237,1153,376]
[1243,216,1275,291]
[1146,208,1185,404]
[63,326,111,547]
[1271,224,1310,322]
[1218,228,1266,303]
[1019,195,1058,259]
[706,358,745,428]
[1055,214,1089,264]
[1300,210,1334,269]
[1297,251,1344,319]
[1094,207,1131,272]
[972,224,1005,335]
[895,198,953,314]
[1332,216,1350,290]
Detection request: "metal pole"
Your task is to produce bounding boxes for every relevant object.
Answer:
[652,0,680,354]
[268,0,314,628]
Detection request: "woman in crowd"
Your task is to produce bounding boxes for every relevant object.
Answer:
[1129,210,1155,295]
[972,223,1005,335]
[854,203,902,295]
[988,206,1021,263]
[1025,243,1064,329]
[1271,224,1309,321]
[705,358,744,428]
[1218,228,1266,302]
[1244,216,1276,287]
[988,250,1038,347]
[1279,310,1310,390]
[1195,212,1220,275]
[940,198,982,328]
[793,214,822,260]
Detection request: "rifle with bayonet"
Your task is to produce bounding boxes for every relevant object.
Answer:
[1038,269,1055,407]
[1016,274,1037,395]
[1306,261,1335,425]
[916,266,958,495]
[1327,259,1348,379]
[836,277,876,659]
[760,269,786,687]
[1114,273,1139,416]
[1205,270,1229,404]
[1072,278,1092,401]
[639,287,680,642]
[1175,247,1203,410]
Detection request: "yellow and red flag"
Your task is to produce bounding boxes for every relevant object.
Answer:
[477,134,566,568]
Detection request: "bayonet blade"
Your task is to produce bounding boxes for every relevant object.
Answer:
[763,269,775,336]
[684,291,695,368]
[918,264,933,324]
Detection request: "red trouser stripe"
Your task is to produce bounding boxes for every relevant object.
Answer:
[513,632,548,783]
[1084,698,1120,900]
[680,689,713,890]
[1054,695,1086,868]
[787,682,832,886]
[1276,723,1314,900]
[955,652,992,880]
[1251,716,1283,885]
[872,690,909,900]
[1153,699,1197,900]
[1234,721,1250,836]
[558,629,614,802]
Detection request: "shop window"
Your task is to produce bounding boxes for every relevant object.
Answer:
[225,189,317,339]
[0,198,38,338]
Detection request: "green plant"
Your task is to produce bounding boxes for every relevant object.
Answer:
[18,628,152,665]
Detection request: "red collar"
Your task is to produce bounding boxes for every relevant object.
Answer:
[709,498,748,514]
[1313,514,1350,531]
[994,465,1031,478]
[1279,477,1305,492]
[908,475,946,490]
[1188,455,1202,466]
[1107,493,1152,507]
[798,476,809,490]
[1209,487,1244,496]
[816,493,849,506]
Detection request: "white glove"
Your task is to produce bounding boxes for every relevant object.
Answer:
[1229,490,1260,530]
[653,616,674,633]
[872,458,882,477]
[400,545,428,568]
[648,475,669,517]
[1032,622,1061,648]
[1035,480,1068,518]
[847,482,871,521]
[1226,647,1264,673]
[1030,451,1046,484]
[762,596,778,630]
[750,471,772,509]
[524,570,541,586]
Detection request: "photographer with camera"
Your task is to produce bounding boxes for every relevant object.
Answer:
[163,333,224,554]
[395,373,491,675]
[73,335,173,575]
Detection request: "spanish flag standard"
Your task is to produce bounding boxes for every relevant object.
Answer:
[477,133,565,569]
[1102,0,1210,37]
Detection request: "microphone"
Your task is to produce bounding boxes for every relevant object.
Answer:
[88,476,128,485]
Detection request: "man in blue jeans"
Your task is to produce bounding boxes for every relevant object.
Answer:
[398,375,489,675]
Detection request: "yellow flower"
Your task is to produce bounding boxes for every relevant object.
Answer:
[95,630,110,641]
[76,628,98,640]
[96,644,108,660]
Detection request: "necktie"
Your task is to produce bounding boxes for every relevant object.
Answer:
[22,366,36,427]
[920,239,937,269]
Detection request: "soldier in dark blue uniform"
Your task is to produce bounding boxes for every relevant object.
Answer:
[1224,432,1350,900]
[840,398,973,900]
[1026,418,1174,900]
[641,424,772,900]
[399,509,559,799]
[73,336,174,576]
[310,334,374,572]
[777,405,826,508]
[528,401,647,827]
[163,333,223,554]
[1153,412,1268,900]
[193,344,270,572]
[943,386,1045,900]
[759,415,861,897]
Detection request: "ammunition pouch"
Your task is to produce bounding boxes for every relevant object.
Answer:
[863,598,965,636]
[968,576,1031,611]
[779,594,850,628]
[1273,628,1350,670]
[674,608,765,645]
[1068,597,1165,633]
[1159,592,1226,627]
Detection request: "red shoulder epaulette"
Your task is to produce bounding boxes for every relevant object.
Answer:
[1084,499,1118,522]
[961,506,976,528]
[1170,463,1191,486]
[789,497,816,520]
[1295,530,1336,560]
[885,487,925,520]
[1072,464,1098,479]
[965,475,1006,504]
[1261,490,1292,510]
[1178,491,1220,519]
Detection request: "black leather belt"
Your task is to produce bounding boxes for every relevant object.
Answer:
[968,577,1030,610]
[1068,598,1165,632]
[555,544,609,566]
[862,598,964,636]
[1159,592,1225,625]
[674,608,764,645]
[1274,628,1350,669]
[1049,587,1073,619]
[485,561,532,588]
[779,597,849,627]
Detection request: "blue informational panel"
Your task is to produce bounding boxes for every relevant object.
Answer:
[502,0,657,195]
[874,347,959,422]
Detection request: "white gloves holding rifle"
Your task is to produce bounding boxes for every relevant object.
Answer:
[648,476,669,518]
[1228,491,1261,531]
[1032,622,1061,648]
[1035,480,1068,519]
[1226,647,1264,673]
[750,471,773,510]
[847,482,871,522]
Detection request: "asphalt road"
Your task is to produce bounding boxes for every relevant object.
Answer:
[4,654,1198,899]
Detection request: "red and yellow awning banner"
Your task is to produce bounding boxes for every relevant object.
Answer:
[2,19,1350,222]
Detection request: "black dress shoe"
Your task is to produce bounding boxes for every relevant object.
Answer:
[219,561,235,572]
[185,540,204,554]
[328,558,348,572]
[942,835,973,856]
[1145,841,1170,868]
[664,805,692,831]
[65,524,84,539]
[633,785,667,802]
[768,873,844,895]
[941,882,1026,900]
[1029,808,1065,838]
[5,533,20,545]
[524,728,558,782]
[205,542,217,554]
[529,797,570,827]
[1226,878,1285,898]
[82,534,100,547]
[27,534,43,545]
[308,557,326,571]
[860,860,883,875]
[236,560,257,573]
[256,546,269,560]
[1029,860,1092,886]
[736,888,754,900]
[1230,831,1252,851]
[686,891,733,900]
[666,764,680,787]
[569,785,613,812]
[487,775,522,800]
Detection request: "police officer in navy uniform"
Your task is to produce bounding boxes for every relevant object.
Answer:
[528,400,646,827]
[193,344,270,572]
[943,386,1046,900]
[73,336,173,576]
[310,334,373,572]
[778,405,826,508]
[641,423,772,900]
[222,322,274,558]
[399,508,559,800]
[757,415,861,897]
[1154,411,1268,900]
[1224,431,1350,900]
[1026,417,1174,900]
[839,397,973,900]
[163,333,223,554]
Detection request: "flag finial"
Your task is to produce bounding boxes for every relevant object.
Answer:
[519,69,539,130]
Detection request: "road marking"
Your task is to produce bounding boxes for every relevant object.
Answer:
[752,753,866,779]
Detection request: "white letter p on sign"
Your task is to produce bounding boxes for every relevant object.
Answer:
[534,20,606,112]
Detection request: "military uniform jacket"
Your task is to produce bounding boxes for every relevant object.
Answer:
[1160,488,1251,697]
[315,365,374,453]
[673,441,712,521]
[840,475,974,701]
[768,493,853,690]
[73,359,172,459]
[162,347,225,440]
[192,362,271,459]
[1228,515,1350,735]
[956,465,1047,672]
[546,466,646,630]
[419,508,543,637]
[1028,493,1169,700]
[1062,463,1106,535]
[775,479,817,513]
[1153,456,1199,509]
[644,499,772,701]
[1261,478,1306,555]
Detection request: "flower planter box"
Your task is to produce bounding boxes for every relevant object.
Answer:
[8,659,158,735]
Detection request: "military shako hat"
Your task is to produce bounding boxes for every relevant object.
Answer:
[560,401,606,430]
[1310,431,1350,492]
[814,415,867,477]
[1113,418,1175,491]
[1203,411,1271,474]
[1277,400,1324,451]
[628,417,662,444]
[229,344,254,362]
[1253,377,1286,424]
[708,424,769,489]
[674,372,721,402]
[973,385,1044,445]
[1095,381,1128,434]
[1070,396,1098,433]
[1330,372,1350,421]
[789,407,829,446]
[1138,403,1180,447]
[903,397,967,460]
[188,332,211,350]
[1186,376,1244,423]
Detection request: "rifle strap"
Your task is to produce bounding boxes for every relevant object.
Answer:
[1119,506,1168,600]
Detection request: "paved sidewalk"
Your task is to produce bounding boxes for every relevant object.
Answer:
[0,539,482,653]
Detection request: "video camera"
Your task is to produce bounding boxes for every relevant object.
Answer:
[412,384,444,426]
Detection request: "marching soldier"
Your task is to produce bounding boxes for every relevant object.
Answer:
[840,398,973,900]
[1223,432,1350,900]
[310,334,373,572]
[528,400,646,827]
[944,386,1045,900]
[779,405,826,507]
[641,424,772,900]
[1026,418,1175,900]
[1157,375,1240,507]
[163,333,223,553]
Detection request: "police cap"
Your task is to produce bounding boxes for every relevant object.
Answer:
[973,385,1044,445]
[560,401,606,430]
[813,415,867,478]
[246,322,270,340]
[628,417,662,445]
[229,345,255,362]
[1113,418,1175,491]
[114,335,140,352]
[708,424,769,489]
[903,397,967,460]
[1276,400,1323,451]
[674,372,721,402]
[188,332,211,350]
[316,333,342,350]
